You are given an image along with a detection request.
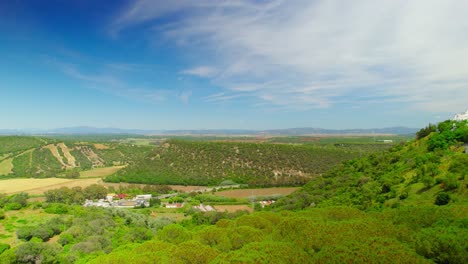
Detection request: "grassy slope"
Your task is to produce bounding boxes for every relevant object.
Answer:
[274,121,468,211]
[106,140,366,186]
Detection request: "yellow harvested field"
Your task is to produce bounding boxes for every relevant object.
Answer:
[215,187,299,198]
[0,178,102,195]
[0,158,13,175]
[79,165,126,178]
[214,205,253,213]
[168,185,206,192]
[94,143,110,149]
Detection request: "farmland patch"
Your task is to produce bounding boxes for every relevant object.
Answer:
[0,158,13,175]
[80,165,126,178]
[215,187,299,198]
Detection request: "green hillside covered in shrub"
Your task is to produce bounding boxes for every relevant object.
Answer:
[106,140,365,186]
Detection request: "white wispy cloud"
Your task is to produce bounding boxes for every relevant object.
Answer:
[112,0,468,112]
[52,60,169,103]
[181,66,218,78]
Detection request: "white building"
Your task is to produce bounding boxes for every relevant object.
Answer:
[135,194,152,200]
[453,110,468,121]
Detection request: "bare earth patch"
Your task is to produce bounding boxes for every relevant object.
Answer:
[58,143,76,167]
[215,187,299,198]
[168,185,207,192]
[80,165,126,178]
[214,205,253,213]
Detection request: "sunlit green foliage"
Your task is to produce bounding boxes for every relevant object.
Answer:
[0,192,28,211]
[0,136,47,155]
[274,120,467,211]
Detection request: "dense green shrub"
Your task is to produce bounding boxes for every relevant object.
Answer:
[107,140,364,186]
[415,226,467,264]
[0,192,28,210]
[43,203,70,214]
[0,243,10,255]
[435,192,451,206]
[14,241,61,263]
[416,124,436,139]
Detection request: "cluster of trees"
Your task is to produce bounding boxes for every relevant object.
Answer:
[1,198,466,263]
[44,185,108,204]
[107,140,364,186]
[0,206,176,263]
[0,192,28,211]
[76,207,467,263]
[426,120,467,151]
[44,184,174,204]
[16,217,69,242]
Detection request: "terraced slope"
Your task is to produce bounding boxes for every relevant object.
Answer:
[0,136,154,178]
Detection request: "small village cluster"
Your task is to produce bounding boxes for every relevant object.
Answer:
[84,194,152,208]
[83,192,278,211]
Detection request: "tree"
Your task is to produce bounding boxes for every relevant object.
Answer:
[14,241,61,264]
[416,124,436,139]
[173,241,219,264]
[84,184,108,200]
[157,224,192,245]
[435,192,450,206]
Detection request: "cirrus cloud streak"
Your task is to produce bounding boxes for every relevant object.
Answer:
[113,0,468,112]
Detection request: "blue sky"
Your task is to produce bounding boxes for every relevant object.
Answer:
[1,0,467,130]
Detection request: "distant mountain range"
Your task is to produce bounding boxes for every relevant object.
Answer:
[0,126,419,136]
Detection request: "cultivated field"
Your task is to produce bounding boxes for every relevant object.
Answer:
[93,143,110,149]
[213,205,253,213]
[0,178,102,195]
[215,187,299,198]
[79,165,126,178]
[0,177,208,195]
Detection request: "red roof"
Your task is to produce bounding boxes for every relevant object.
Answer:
[114,193,129,199]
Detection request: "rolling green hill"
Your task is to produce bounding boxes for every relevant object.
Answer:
[0,136,47,155]
[0,121,466,263]
[106,140,366,186]
[0,136,154,178]
[274,119,468,210]
[0,135,394,184]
